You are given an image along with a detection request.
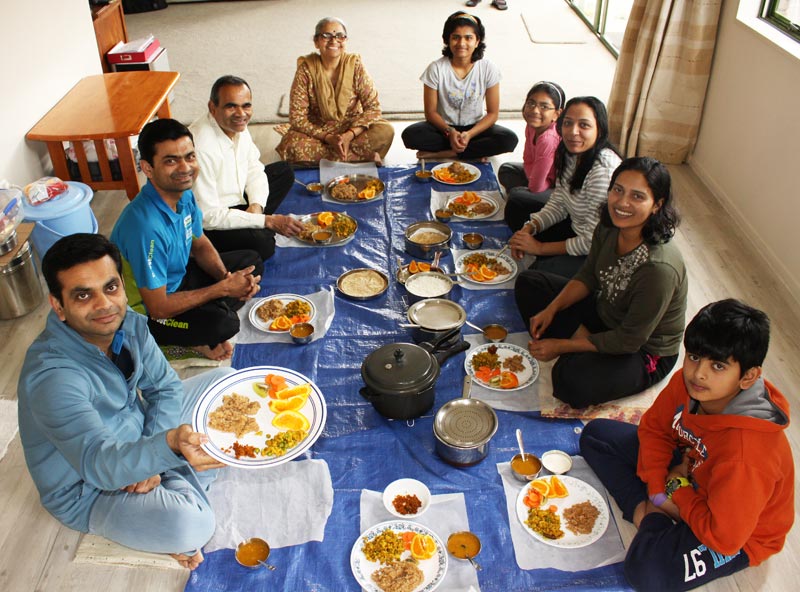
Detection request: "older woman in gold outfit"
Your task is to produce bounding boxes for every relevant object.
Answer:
[276,17,394,164]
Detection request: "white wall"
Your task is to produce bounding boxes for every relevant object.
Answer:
[690,1,800,294]
[0,0,101,185]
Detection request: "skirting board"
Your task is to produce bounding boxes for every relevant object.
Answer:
[687,156,800,311]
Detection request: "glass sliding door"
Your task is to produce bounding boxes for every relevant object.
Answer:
[568,0,634,56]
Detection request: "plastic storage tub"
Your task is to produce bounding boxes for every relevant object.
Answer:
[23,182,96,260]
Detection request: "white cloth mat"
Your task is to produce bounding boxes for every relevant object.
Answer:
[497,456,626,571]
[430,189,505,222]
[319,159,381,203]
[450,248,525,291]
[0,399,18,462]
[204,458,334,553]
[464,332,539,412]
[360,490,480,592]
[235,288,335,344]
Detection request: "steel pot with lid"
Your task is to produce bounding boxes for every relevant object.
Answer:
[434,376,498,466]
[407,298,466,344]
[360,328,469,420]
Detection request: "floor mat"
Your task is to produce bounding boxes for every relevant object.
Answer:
[74,534,182,570]
[522,0,591,44]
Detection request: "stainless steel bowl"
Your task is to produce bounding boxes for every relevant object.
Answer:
[306,182,324,196]
[337,268,389,300]
[407,298,466,343]
[510,453,542,482]
[404,271,454,305]
[462,233,484,250]
[289,322,314,345]
[404,221,452,260]
[415,170,433,183]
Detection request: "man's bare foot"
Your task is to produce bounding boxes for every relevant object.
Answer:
[190,341,233,361]
[170,549,204,570]
[415,150,457,160]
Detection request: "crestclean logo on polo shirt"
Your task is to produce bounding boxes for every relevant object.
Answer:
[184,215,192,241]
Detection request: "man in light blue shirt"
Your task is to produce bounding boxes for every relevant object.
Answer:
[17,233,232,570]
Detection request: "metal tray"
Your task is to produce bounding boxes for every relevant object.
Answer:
[296,212,358,246]
[325,174,385,203]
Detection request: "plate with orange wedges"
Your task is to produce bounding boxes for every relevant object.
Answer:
[465,342,538,391]
[455,250,518,285]
[192,366,327,469]
[248,294,316,333]
[515,475,609,548]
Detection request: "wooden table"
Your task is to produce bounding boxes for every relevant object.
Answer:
[26,71,180,200]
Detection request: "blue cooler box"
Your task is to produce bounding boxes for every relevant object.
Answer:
[23,181,97,260]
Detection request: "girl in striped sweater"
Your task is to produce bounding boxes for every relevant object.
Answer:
[509,96,621,278]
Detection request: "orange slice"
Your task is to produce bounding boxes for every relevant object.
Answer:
[410,534,437,560]
[271,409,310,431]
[269,315,292,331]
[417,262,431,273]
[479,265,497,280]
[317,212,334,227]
[499,371,519,389]
[530,479,551,497]
[274,383,312,400]
[549,476,569,498]
[409,260,420,274]
[268,394,307,413]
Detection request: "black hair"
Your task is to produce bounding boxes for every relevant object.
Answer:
[210,75,251,105]
[684,299,771,376]
[554,96,620,193]
[137,118,194,166]
[525,81,566,110]
[441,12,486,62]
[599,157,680,244]
[42,233,123,305]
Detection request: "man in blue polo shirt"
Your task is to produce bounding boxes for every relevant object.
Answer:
[111,118,263,361]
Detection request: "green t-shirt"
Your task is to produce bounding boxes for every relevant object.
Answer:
[574,224,687,356]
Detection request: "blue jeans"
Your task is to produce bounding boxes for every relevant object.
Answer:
[88,367,234,555]
[580,419,750,591]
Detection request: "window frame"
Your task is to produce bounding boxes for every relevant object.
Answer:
[760,0,800,42]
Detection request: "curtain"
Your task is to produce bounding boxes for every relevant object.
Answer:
[608,0,722,163]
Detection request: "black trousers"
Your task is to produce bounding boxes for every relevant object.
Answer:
[579,420,750,591]
[204,161,294,261]
[498,162,554,231]
[147,250,264,348]
[514,270,677,407]
[400,121,518,159]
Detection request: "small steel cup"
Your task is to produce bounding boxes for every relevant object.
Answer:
[463,233,484,250]
[510,453,542,482]
[289,322,315,345]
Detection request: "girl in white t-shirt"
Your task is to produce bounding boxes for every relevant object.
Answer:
[401,12,517,160]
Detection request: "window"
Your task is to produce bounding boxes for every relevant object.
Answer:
[568,0,635,57]
[761,0,800,42]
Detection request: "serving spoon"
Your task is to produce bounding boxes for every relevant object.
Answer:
[516,428,527,459]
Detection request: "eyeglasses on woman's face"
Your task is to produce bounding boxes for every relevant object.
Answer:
[317,32,347,41]
[524,101,556,112]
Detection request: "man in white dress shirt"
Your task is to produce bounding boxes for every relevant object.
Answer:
[190,75,304,260]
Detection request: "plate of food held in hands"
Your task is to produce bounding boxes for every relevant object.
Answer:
[465,342,538,391]
[325,174,385,203]
[350,520,447,592]
[445,191,499,219]
[249,294,316,333]
[192,366,327,469]
[297,211,358,246]
[515,474,609,548]
[431,161,480,185]
[455,250,518,285]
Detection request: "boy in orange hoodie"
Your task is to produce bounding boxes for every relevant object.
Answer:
[580,299,794,591]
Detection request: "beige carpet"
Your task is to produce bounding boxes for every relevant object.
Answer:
[74,534,182,570]
[127,0,616,125]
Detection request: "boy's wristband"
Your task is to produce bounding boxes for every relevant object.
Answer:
[649,492,668,507]
[665,477,691,499]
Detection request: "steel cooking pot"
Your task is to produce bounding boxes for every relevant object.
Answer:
[404,221,452,260]
[360,328,468,420]
[406,298,466,344]
[434,376,498,466]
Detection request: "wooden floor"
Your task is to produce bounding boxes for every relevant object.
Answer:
[0,138,798,590]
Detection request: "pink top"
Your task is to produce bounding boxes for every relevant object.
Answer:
[523,122,560,193]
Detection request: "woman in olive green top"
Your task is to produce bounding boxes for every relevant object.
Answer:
[515,157,687,408]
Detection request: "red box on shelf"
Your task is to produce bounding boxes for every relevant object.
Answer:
[107,36,161,64]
